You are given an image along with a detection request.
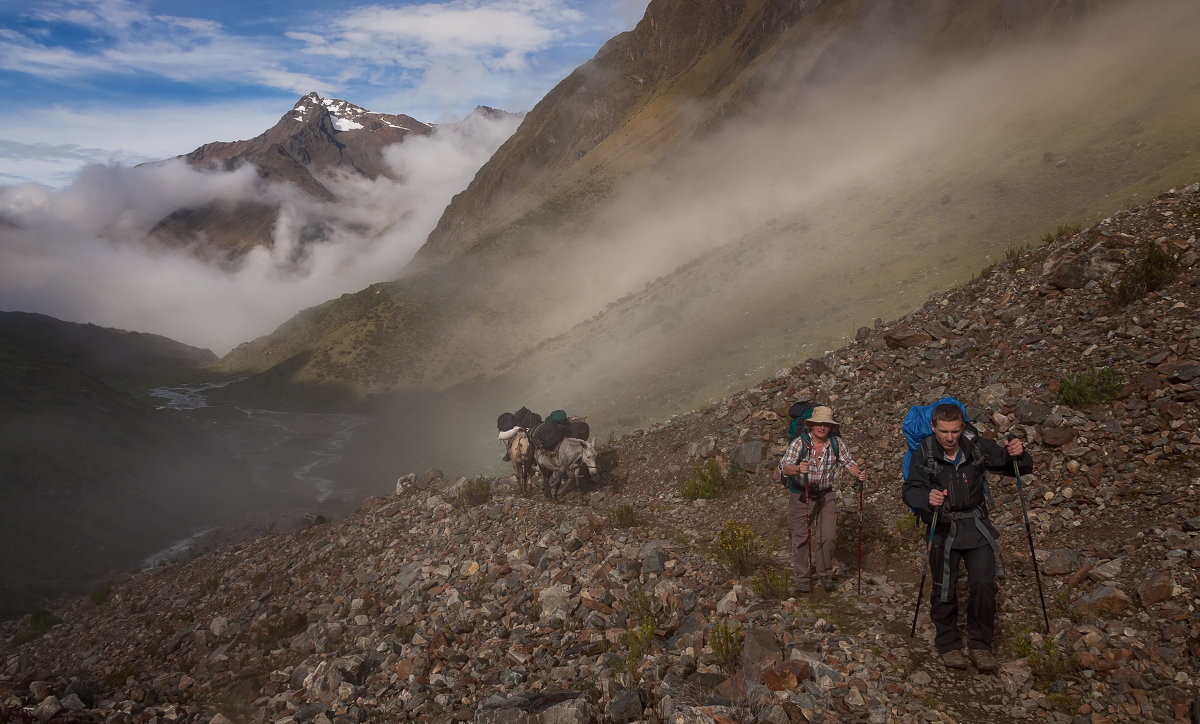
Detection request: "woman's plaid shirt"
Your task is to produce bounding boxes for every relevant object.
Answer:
[778,435,857,492]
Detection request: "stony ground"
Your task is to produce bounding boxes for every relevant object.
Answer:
[2,184,1199,723]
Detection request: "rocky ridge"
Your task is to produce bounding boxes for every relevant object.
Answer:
[3,184,1200,722]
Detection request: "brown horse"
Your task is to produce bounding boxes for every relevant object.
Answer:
[500,428,536,496]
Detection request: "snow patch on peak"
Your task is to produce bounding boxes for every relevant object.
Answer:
[320,97,371,132]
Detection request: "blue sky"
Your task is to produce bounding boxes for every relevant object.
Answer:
[0,0,649,188]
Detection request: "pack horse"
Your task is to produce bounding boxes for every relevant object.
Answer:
[500,427,536,496]
[534,437,598,501]
[499,408,599,500]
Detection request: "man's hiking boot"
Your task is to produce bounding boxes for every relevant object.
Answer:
[971,648,999,673]
[820,576,836,592]
[940,650,968,670]
[794,580,812,594]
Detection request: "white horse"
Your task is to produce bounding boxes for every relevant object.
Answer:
[534,437,599,501]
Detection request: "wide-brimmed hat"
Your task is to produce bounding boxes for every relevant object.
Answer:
[804,406,840,427]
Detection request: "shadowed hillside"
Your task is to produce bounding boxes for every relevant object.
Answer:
[0,313,255,620]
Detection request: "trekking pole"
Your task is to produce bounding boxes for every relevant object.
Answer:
[856,478,864,596]
[804,472,813,592]
[1007,433,1050,634]
[903,503,940,679]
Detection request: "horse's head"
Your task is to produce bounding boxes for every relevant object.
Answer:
[579,438,599,477]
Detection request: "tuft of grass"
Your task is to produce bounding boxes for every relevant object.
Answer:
[1041,222,1083,244]
[709,617,742,672]
[1051,586,1083,623]
[1057,366,1124,407]
[394,623,416,642]
[526,601,542,622]
[11,610,63,645]
[607,504,637,528]
[1027,638,1082,690]
[973,261,998,280]
[624,584,663,632]
[620,620,653,683]
[1111,240,1180,306]
[615,585,663,684]
[1005,243,1031,264]
[456,476,490,507]
[750,567,790,600]
[89,582,113,606]
[716,520,763,575]
[683,458,727,500]
[1000,623,1082,690]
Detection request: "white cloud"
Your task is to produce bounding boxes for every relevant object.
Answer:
[0,111,523,353]
[0,101,287,188]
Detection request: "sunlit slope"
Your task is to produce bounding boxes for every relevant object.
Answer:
[219,0,1200,432]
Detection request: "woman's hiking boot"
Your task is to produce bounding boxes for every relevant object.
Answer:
[940,649,968,669]
[971,648,999,673]
[820,576,836,592]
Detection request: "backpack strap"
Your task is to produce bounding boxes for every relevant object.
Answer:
[794,428,811,461]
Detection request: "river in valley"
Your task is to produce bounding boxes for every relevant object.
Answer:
[140,382,372,568]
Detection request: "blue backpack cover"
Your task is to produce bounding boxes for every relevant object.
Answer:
[901,397,968,479]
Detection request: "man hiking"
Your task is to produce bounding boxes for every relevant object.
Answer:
[902,403,1032,672]
[779,406,867,593]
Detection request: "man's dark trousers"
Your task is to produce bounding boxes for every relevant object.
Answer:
[928,542,997,653]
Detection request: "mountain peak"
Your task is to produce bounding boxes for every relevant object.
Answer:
[285,92,430,135]
[159,93,438,259]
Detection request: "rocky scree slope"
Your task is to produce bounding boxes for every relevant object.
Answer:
[3,184,1200,722]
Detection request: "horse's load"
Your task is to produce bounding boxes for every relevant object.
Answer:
[531,419,568,451]
[510,407,590,452]
[513,406,542,429]
[567,419,590,441]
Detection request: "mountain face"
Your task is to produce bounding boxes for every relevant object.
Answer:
[183,93,432,183]
[218,0,1200,465]
[0,312,251,620]
[150,93,435,260]
[411,0,1108,269]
